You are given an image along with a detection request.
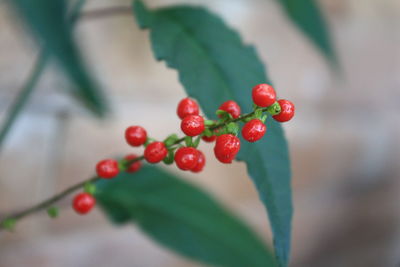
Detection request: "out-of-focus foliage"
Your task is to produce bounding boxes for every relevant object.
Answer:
[97,166,277,267]
[11,0,108,116]
[277,0,337,64]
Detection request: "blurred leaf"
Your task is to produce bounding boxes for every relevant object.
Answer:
[0,51,48,151]
[133,1,292,265]
[277,0,337,65]
[0,0,86,152]
[96,166,277,267]
[11,0,108,116]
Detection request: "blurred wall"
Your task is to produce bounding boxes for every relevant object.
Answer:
[0,0,399,266]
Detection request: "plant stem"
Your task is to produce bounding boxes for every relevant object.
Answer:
[0,51,48,152]
[0,107,269,230]
[209,107,268,131]
[0,3,131,154]
[0,0,88,153]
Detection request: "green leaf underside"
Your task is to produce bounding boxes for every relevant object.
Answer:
[11,0,108,116]
[133,1,292,266]
[96,166,276,267]
[277,0,337,65]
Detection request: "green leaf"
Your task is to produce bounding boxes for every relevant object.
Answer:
[276,0,337,65]
[96,166,276,267]
[11,0,108,116]
[133,2,292,265]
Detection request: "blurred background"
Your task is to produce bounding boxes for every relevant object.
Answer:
[0,0,399,266]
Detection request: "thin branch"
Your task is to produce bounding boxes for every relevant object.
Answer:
[0,51,48,152]
[6,176,99,221]
[0,3,132,152]
[0,108,270,229]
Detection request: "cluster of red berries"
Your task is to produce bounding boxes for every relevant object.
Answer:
[71,83,294,215]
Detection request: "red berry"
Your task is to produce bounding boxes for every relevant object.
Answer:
[241,119,266,143]
[125,126,147,146]
[202,135,217,142]
[273,99,295,122]
[174,147,199,171]
[219,100,241,119]
[214,134,241,164]
[191,150,206,173]
[252,84,276,107]
[181,115,205,137]
[124,154,142,173]
[177,98,200,119]
[96,159,119,179]
[73,193,95,215]
[144,141,168,163]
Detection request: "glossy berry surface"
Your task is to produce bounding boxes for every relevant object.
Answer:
[177,98,200,119]
[214,134,241,164]
[96,159,119,179]
[202,135,217,142]
[219,100,241,119]
[174,147,199,171]
[144,141,168,163]
[191,150,206,173]
[181,115,205,137]
[242,119,266,143]
[252,84,276,107]
[273,99,295,122]
[125,126,147,146]
[73,193,95,215]
[124,154,142,173]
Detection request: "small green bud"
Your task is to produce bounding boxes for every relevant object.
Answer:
[242,116,253,123]
[1,218,16,231]
[204,120,215,126]
[84,182,97,195]
[163,150,175,165]
[254,108,263,119]
[216,109,227,116]
[261,115,268,123]
[267,101,281,115]
[164,134,179,147]
[144,138,156,147]
[203,128,213,137]
[193,136,201,148]
[184,136,193,147]
[215,110,232,120]
[226,122,239,135]
[47,207,59,218]
[118,160,128,171]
